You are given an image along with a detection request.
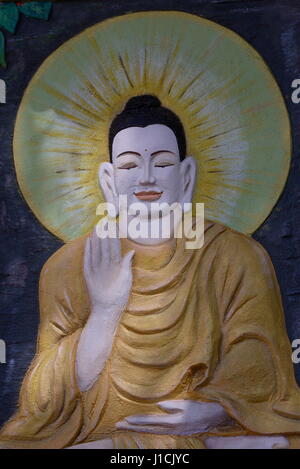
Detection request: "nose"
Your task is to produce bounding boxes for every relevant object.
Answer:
[139,162,156,185]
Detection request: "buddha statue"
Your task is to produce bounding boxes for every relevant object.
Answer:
[1,95,300,449]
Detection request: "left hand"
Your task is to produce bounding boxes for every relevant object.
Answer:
[116,399,230,435]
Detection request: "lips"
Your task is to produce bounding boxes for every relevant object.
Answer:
[134,191,163,201]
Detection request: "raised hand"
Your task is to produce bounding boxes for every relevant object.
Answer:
[76,227,135,392]
[84,227,134,317]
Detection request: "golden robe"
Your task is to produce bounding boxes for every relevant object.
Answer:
[1,220,300,449]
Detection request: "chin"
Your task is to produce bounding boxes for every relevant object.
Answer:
[128,234,174,246]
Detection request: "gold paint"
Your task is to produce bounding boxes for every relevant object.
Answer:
[12,11,290,241]
[1,222,300,448]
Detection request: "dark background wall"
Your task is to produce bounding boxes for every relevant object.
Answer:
[0,0,300,427]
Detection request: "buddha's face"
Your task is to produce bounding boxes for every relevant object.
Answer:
[99,124,196,242]
[112,124,184,208]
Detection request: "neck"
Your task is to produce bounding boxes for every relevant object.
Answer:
[121,236,177,270]
[118,210,183,245]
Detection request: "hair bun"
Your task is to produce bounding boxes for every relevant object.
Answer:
[124,94,161,111]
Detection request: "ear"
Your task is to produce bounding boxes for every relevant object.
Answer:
[98,162,119,212]
[179,156,197,206]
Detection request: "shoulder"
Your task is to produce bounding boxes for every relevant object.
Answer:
[40,234,88,282]
[204,223,283,319]
[38,235,90,340]
[205,220,274,272]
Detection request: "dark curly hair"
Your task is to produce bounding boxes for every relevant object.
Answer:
[109,94,186,161]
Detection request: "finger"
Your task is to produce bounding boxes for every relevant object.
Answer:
[121,250,135,270]
[124,413,179,426]
[157,400,185,413]
[90,228,101,271]
[115,421,176,435]
[83,236,92,276]
[100,236,110,265]
[109,237,121,263]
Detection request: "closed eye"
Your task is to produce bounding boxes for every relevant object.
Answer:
[154,162,175,168]
[118,163,138,170]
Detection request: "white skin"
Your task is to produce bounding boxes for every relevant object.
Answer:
[100,124,196,244]
[75,124,288,449]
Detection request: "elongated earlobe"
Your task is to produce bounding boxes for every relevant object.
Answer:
[179,156,197,207]
[98,162,119,214]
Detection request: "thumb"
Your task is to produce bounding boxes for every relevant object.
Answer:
[121,250,135,269]
[157,400,185,413]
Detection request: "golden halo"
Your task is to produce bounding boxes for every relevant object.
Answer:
[14,11,291,241]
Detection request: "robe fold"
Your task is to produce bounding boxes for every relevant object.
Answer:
[1,220,300,449]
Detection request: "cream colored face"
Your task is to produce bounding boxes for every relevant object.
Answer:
[99,124,197,220]
[112,124,183,208]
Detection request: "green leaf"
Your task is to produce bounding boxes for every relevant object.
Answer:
[0,31,6,67]
[0,3,19,34]
[18,2,52,21]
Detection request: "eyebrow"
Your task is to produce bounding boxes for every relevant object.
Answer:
[151,150,176,157]
[116,149,176,158]
[116,151,141,158]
